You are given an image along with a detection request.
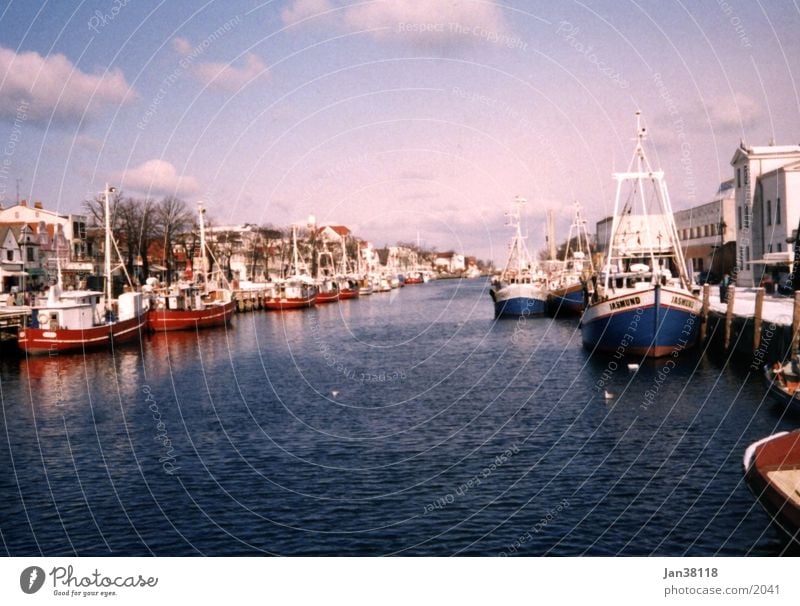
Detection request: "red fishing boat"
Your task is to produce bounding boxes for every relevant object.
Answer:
[337,276,360,299]
[146,203,235,331]
[265,278,316,310]
[743,429,800,544]
[18,185,148,354]
[147,285,235,331]
[265,224,317,310]
[18,290,146,354]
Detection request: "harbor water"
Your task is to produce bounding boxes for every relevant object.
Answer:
[1,279,796,555]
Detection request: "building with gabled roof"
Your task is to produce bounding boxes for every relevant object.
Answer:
[730,142,800,285]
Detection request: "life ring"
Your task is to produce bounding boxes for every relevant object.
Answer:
[38,312,50,328]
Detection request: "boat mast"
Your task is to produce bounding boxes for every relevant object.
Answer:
[198,202,208,287]
[340,234,348,274]
[292,224,300,277]
[632,112,659,283]
[505,196,530,275]
[104,184,115,309]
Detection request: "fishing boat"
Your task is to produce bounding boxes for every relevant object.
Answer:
[763,360,800,414]
[489,196,547,318]
[743,429,800,544]
[335,233,360,299]
[146,203,235,331]
[265,224,317,310]
[581,112,701,357]
[18,185,147,354]
[315,246,340,304]
[547,204,595,316]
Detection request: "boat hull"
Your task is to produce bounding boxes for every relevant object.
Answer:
[547,282,585,316]
[338,289,359,300]
[491,283,547,318]
[265,296,317,310]
[18,314,147,354]
[315,291,340,304]
[581,285,700,357]
[743,430,800,543]
[147,301,235,332]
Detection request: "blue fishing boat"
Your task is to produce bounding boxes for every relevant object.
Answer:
[547,204,595,316]
[490,196,547,318]
[581,112,701,357]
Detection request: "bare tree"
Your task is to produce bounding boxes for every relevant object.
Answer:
[156,197,192,285]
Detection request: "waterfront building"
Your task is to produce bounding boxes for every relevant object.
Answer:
[673,179,736,281]
[731,142,800,286]
[0,200,90,292]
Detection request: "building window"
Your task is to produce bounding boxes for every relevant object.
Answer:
[769,244,773,253]
[737,168,741,188]
[737,206,742,230]
[767,200,772,226]
[744,165,749,184]
[746,246,750,264]
[777,197,781,225]
[778,243,782,252]
[26,247,34,262]
[6,250,12,261]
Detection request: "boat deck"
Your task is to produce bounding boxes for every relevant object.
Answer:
[766,469,800,505]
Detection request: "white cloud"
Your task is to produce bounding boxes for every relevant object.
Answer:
[0,46,134,123]
[281,0,334,25]
[280,0,510,48]
[172,36,193,56]
[191,53,267,92]
[113,159,200,197]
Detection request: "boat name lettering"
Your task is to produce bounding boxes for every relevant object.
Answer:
[671,296,694,309]
[608,296,640,311]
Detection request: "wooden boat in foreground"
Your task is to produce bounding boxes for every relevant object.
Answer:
[743,429,800,544]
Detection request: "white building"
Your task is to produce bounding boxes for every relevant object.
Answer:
[730,143,800,286]
[673,179,736,279]
[0,200,90,292]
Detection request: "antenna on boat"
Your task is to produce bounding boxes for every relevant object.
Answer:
[197,201,207,285]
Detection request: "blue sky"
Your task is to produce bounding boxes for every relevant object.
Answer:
[0,1,798,263]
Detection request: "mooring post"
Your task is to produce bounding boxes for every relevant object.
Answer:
[793,291,800,357]
[753,287,764,356]
[724,285,736,350]
[700,284,710,342]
